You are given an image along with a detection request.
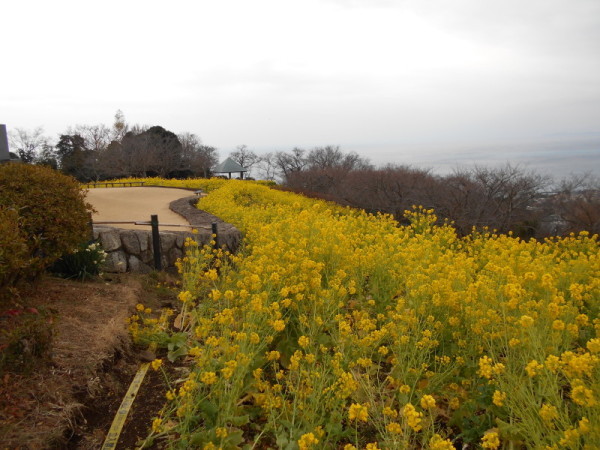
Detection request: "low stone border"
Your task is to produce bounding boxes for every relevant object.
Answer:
[93,196,241,273]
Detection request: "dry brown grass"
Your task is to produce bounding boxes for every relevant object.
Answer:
[0,273,176,449]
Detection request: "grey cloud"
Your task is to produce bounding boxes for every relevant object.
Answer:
[182,60,376,99]
[328,0,600,57]
[417,0,600,57]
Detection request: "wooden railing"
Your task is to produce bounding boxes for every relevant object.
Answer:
[84,181,146,188]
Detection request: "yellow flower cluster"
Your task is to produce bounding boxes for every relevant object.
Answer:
[571,382,597,407]
[539,403,559,426]
[151,358,162,371]
[478,355,505,379]
[348,403,369,422]
[492,390,507,407]
[420,394,436,409]
[402,403,423,432]
[134,180,600,449]
[525,359,544,377]
[429,434,455,449]
[127,304,173,347]
[481,430,500,449]
[298,432,319,450]
[200,371,217,385]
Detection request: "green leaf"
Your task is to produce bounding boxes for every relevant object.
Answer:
[228,414,250,427]
[167,344,189,362]
[166,332,189,361]
[189,432,207,446]
[166,332,187,350]
[495,418,528,442]
[276,433,289,448]
[325,421,342,436]
[279,419,294,429]
[199,400,219,426]
[224,429,244,447]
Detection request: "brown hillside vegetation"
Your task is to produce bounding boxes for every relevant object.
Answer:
[0,273,178,449]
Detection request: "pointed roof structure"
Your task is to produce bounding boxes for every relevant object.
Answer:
[214,157,248,179]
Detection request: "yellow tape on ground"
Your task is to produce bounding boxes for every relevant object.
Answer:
[101,362,150,449]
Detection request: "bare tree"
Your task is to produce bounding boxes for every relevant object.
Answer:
[286,168,338,193]
[8,127,50,163]
[430,164,550,236]
[283,145,374,196]
[473,164,549,232]
[111,109,129,142]
[338,165,435,219]
[230,145,260,170]
[71,124,111,152]
[278,156,555,237]
[256,152,278,181]
[128,124,150,135]
[118,126,182,177]
[194,145,219,177]
[119,132,156,177]
[99,140,127,179]
[549,173,600,235]
[435,171,485,234]
[179,131,201,175]
[36,143,59,169]
[307,145,345,169]
[274,148,307,181]
[178,132,219,177]
[307,145,371,171]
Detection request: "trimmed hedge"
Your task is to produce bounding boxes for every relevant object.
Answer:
[0,164,93,292]
[0,206,29,290]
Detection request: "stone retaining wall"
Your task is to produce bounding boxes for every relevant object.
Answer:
[93,195,241,273]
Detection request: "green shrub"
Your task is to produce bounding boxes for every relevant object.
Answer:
[0,164,93,287]
[0,206,30,293]
[49,241,107,280]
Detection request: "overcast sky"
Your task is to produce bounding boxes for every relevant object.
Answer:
[2,0,599,176]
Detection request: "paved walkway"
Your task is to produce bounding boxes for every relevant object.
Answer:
[86,187,194,231]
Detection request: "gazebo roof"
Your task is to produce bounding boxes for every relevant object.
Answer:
[214,157,247,174]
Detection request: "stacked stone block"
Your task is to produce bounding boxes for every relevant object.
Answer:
[92,195,242,273]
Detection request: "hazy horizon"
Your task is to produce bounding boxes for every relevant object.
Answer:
[2,119,598,179]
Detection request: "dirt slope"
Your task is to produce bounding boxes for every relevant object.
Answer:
[1,273,177,449]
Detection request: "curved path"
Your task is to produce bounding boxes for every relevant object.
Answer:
[86,187,194,231]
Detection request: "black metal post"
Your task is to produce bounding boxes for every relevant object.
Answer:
[87,212,94,241]
[212,222,219,250]
[151,214,162,270]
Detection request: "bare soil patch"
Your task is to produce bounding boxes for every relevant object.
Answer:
[0,273,179,449]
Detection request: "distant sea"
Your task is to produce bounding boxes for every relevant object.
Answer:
[371,138,600,180]
[417,148,600,178]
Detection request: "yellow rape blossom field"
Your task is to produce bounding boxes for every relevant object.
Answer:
[127,179,599,449]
